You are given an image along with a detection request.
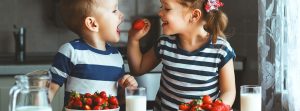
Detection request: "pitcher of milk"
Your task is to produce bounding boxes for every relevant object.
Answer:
[9,70,52,111]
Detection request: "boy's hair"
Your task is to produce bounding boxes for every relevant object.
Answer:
[179,0,228,44]
[59,0,98,36]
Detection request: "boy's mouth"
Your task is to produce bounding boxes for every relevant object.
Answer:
[117,27,120,35]
[161,20,169,27]
[117,24,121,35]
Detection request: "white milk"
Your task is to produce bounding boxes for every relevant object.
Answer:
[241,93,261,111]
[126,96,147,111]
[16,106,52,111]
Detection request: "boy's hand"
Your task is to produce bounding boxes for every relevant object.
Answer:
[128,19,151,42]
[118,74,138,89]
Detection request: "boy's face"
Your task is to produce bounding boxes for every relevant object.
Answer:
[93,0,124,43]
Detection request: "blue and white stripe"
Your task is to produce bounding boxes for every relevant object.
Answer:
[154,35,235,111]
[49,39,124,106]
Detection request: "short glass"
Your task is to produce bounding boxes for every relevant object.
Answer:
[125,87,147,111]
[240,85,262,111]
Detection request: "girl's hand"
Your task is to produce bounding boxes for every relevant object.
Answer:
[118,74,138,89]
[128,19,151,42]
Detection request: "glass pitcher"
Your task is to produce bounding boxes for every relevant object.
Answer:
[9,70,53,111]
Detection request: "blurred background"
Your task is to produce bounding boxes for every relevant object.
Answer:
[0,0,259,111]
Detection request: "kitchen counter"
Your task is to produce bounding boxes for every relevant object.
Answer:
[0,63,164,75]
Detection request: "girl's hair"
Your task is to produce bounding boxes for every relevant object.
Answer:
[179,0,228,43]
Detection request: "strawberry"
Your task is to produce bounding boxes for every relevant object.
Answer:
[83,97,93,106]
[99,91,107,98]
[84,93,93,98]
[179,103,190,111]
[224,105,231,111]
[83,104,91,110]
[103,106,110,110]
[132,19,145,30]
[202,95,213,104]
[72,98,83,109]
[109,105,118,109]
[213,99,224,106]
[102,101,109,107]
[94,96,105,106]
[66,98,74,108]
[201,103,213,110]
[93,105,102,110]
[210,105,225,111]
[108,96,119,105]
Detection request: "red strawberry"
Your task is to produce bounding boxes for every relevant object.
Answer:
[210,105,225,111]
[83,105,91,110]
[109,105,118,109]
[213,99,224,106]
[84,93,92,98]
[102,101,109,107]
[132,19,145,30]
[83,98,93,106]
[93,105,102,110]
[202,95,213,104]
[94,96,105,106]
[103,106,110,110]
[201,103,213,110]
[66,98,74,108]
[224,105,231,111]
[72,98,83,108]
[99,91,107,98]
[179,103,190,111]
[108,96,119,105]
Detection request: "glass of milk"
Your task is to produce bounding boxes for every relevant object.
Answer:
[125,87,147,111]
[240,85,262,111]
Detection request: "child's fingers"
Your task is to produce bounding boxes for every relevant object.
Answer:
[123,75,138,88]
[127,76,138,87]
[118,74,131,87]
[142,19,151,32]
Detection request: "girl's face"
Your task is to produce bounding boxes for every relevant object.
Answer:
[158,0,191,35]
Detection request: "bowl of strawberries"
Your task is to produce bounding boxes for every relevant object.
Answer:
[179,95,232,111]
[65,91,120,111]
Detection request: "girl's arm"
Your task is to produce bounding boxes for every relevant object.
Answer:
[218,59,236,106]
[127,19,161,76]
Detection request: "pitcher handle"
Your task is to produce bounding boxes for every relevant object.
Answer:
[9,85,21,111]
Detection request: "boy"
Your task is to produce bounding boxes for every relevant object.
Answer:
[48,0,138,108]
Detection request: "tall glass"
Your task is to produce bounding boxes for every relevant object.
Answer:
[125,87,146,111]
[240,85,262,111]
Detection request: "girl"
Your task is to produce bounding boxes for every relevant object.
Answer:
[127,0,236,110]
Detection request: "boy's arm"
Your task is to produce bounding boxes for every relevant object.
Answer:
[218,59,236,106]
[127,19,161,76]
[117,86,125,105]
[49,82,60,103]
[117,74,138,104]
[48,43,74,102]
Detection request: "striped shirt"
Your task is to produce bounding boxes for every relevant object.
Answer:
[49,39,125,106]
[154,35,236,111]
